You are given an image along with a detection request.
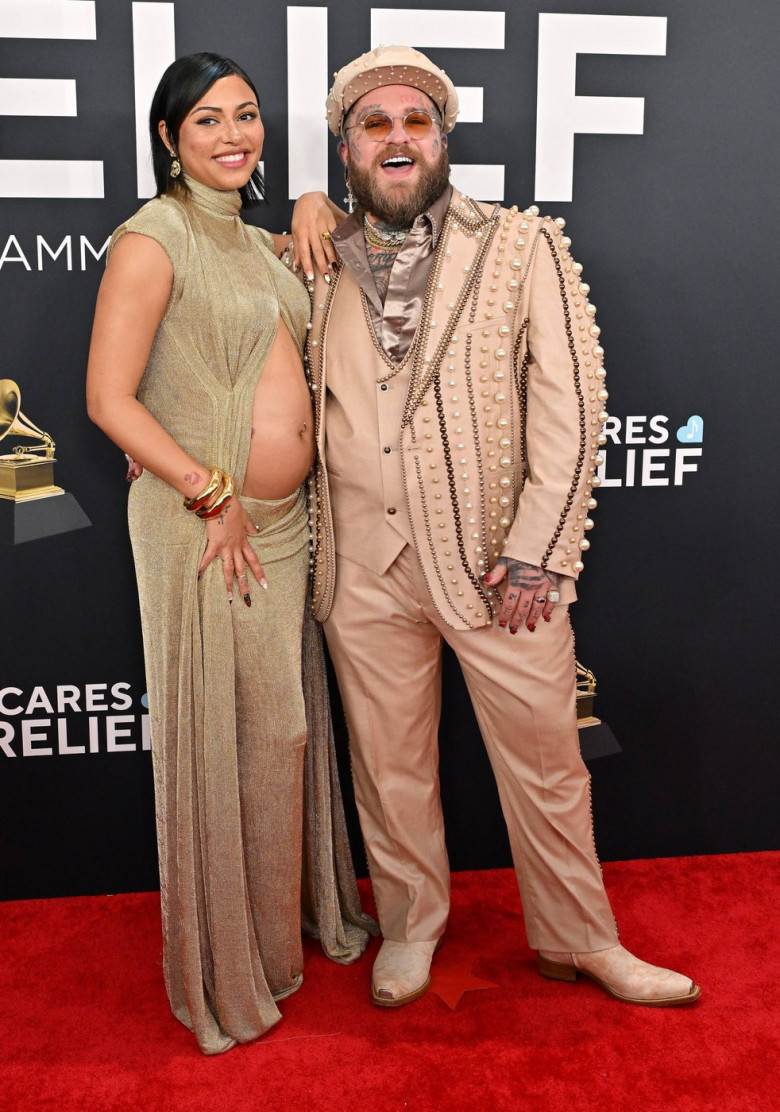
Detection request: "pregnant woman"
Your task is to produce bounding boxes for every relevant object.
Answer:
[87,52,373,1055]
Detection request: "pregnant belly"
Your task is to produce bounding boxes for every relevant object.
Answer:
[243,324,315,499]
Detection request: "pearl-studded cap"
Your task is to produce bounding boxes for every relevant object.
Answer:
[326,44,459,136]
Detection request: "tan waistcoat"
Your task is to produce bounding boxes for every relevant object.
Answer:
[323,269,414,572]
[307,191,607,630]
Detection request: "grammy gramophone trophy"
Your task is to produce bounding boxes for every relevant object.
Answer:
[574,659,622,761]
[0,378,90,544]
[576,661,601,728]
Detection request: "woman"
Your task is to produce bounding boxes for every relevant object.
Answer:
[87,52,373,1056]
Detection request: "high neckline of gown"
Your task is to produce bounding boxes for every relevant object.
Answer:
[182,174,242,218]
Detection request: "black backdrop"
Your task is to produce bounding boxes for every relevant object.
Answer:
[1,0,777,901]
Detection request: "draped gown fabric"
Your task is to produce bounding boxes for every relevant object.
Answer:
[110,177,375,1055]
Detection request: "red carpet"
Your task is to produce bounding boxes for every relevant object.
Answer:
[1,853,778,1112]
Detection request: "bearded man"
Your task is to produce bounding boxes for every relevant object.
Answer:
[297,45,700,1010]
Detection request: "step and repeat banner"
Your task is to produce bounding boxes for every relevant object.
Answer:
[1,0,777,899]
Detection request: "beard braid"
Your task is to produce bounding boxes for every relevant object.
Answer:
[346,144,451,229]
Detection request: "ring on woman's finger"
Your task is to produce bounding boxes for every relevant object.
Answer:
[547,590,560,603]
[321,230,332,240]
[534,596,547,604]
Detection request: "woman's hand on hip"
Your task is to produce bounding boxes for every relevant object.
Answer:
[199,499,267,606]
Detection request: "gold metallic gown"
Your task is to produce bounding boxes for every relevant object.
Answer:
[111,178,374,1055]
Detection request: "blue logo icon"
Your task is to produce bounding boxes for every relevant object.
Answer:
[677,415,703,443]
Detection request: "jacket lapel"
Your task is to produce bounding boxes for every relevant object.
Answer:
[402,191,499,425]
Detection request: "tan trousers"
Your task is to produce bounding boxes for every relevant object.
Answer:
[324,546,620,953]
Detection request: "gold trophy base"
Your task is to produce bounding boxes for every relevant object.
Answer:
[576,692,602,729]
[0,454,64,502]
[0,456,91,544]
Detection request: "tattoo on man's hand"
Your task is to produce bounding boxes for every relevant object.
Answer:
[506,559,560,592]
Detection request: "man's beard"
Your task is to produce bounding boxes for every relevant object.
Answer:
[346,143,450,229]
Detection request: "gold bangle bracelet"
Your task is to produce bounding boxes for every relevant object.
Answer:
[183,468,222,513]
[198,474,235,519]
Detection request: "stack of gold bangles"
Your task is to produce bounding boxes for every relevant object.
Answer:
[183,468,235,519]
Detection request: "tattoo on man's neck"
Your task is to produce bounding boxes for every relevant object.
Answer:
[373,218,408,237]
[367,247,396,303]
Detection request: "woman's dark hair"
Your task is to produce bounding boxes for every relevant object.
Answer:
[149,52,266,205]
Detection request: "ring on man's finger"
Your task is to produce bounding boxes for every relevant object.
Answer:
[534,596,547,604]
[547,589,560,603]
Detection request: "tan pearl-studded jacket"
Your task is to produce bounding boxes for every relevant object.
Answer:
[306,190,607,630]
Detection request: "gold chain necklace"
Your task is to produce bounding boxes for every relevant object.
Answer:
[363,215,410,250]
